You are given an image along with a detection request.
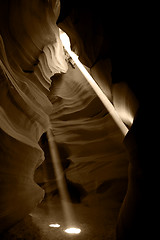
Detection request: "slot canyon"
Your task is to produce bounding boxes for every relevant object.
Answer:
[0,1,154,239]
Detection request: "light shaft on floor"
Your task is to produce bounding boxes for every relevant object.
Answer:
[60,30,129,138]
[47,128,75,223]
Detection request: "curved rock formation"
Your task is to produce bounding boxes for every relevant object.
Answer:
[0,0,67,232]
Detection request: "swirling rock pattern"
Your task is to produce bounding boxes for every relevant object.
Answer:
[48,64,129,195]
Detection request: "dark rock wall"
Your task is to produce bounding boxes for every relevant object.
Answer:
[57,1,152,239]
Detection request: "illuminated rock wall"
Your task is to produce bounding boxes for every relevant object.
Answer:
[0,0,67,232]
[48,65,129,195]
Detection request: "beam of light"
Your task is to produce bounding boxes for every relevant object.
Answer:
[49,223,61,228]
[64,227,81,234]
[47,128,77,227]
[59,29,129,138]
